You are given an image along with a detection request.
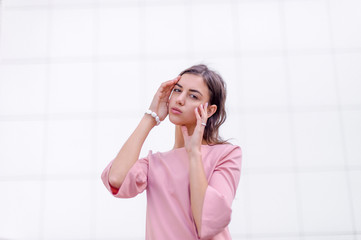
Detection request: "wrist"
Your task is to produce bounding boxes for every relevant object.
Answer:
[145,109,161,126]
[142,114,157,128]
[187,149,202,158]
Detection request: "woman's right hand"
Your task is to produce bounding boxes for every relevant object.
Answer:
[148,75,181,121]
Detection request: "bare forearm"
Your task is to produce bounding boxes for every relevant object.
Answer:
[189,151,208,236]
[109,114,155,188]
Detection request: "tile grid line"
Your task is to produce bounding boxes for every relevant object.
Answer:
[279,0,305,238]
[2,48,361,65]
[139,0,147,109]
[90,0,101,238]
[326,0,358,238]
[38,1,53,239]
[0,0,3,59]
[1,0,327,11]
[135,0,148,238]
[231,0,252,237]
[185,0,193,61]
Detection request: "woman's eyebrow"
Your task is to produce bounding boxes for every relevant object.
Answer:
[175,83,203,96]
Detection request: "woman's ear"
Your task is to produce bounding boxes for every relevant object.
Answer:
[207,104,217,118]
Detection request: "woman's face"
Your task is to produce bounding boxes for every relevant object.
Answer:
[168,73,210,127]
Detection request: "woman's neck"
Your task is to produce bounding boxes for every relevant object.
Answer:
[173,125,184,149]
[172,125,208,150]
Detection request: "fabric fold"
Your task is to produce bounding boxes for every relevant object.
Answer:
[199,145,242,239]
[101,151,151,198]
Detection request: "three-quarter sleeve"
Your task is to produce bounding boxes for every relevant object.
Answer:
[200,146,242,239]
[101,150,151,198]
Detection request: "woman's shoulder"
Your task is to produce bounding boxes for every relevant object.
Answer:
[207,143,242,167]
[207,142,242,154]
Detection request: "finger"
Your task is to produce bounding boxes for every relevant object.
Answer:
[202,102,208,118]
[164,85,176,98]
[159,83,173,94]
[198,103,207,118]
[160,77,179,90]
[163,79,175,87]
[170,75,181,85]
[161,76,180,94]
[195,105,201,119]
[159,86,175,100]
[164,80,181,99]
[195,105,203,125]
[199,103,208,126]
[169,76,180,90]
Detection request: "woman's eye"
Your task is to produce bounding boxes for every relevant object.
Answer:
[173,89,198,99]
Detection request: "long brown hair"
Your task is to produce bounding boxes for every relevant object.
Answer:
[179,64,231,145]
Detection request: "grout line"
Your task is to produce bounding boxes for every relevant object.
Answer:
[278,0,304,238]
[231,0,241,55]
[230,0,251,236]
[325,0,358,239]
[1,47,361,65]
[2,0,185,11]
[185,0,193,61]
[1,0,323,11]
[0,0,3,60]
[89,0,100,238]
[0,111,140,121]
[38,1,53,239]
[139,0,147,108]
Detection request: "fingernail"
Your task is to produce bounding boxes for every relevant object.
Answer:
[206,102,208,107]
[201,104,203,108]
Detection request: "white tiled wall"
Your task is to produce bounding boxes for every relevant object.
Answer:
[0,0,360,239]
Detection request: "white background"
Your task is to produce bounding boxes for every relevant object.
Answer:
[0,0,360,239]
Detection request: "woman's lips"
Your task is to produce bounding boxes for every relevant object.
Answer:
[171,108,182,114]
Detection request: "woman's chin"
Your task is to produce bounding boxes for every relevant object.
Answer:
[169,115,194,127]
[169,115,188,125]
[169,116,182,125]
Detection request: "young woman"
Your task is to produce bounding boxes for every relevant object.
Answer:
[101,64,242,240]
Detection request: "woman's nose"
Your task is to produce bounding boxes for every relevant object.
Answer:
[176,93,185,106]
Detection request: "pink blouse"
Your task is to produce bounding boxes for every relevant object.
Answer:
[101,143,242,240]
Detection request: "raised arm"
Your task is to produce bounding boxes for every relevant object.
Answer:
[108,114,155,189]
[108,76,181,189]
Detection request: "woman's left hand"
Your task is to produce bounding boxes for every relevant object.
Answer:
[181,102,209,155]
